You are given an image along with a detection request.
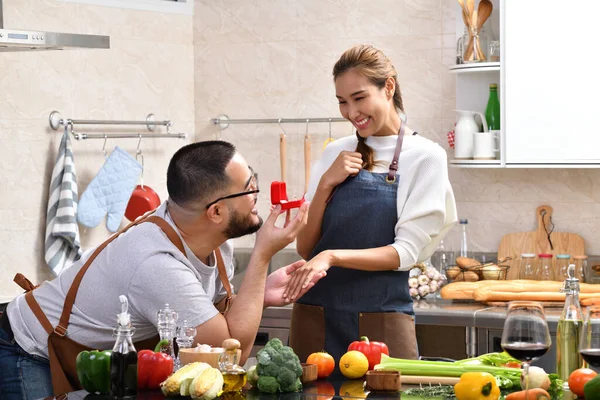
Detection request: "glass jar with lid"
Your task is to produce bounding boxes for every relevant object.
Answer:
[536,254,554,280]
[573,255,588,282]
[519,253,537,280]
[555,254,572,281]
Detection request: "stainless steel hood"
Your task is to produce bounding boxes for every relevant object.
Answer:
[0,0,109,52]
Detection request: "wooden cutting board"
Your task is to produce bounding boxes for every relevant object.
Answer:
[497,205,585,280]
[400,375,460,385]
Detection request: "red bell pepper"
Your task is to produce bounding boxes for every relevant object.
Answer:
[347,336,389,370]
[138,339,174,389]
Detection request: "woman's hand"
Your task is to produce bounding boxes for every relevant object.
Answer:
[264,260,326,307]
[283,251,333,302]
[319,151,362,191]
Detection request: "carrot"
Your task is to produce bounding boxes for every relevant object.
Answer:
[505,388,550,400]
[581,297,600,306]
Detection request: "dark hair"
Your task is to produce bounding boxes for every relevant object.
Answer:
[333,44,404,171]
[167,140,236,207]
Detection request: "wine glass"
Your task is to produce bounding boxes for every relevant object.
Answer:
[579,305,600,369]
[501,301,552,399]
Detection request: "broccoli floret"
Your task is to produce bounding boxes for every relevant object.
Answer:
[277,368,296,389]
[255,339,304,393]
[257,376,279,394]
[256,348,272,365]
[260,362,281,377]
[266,338,284,350]
[280,377,302,393]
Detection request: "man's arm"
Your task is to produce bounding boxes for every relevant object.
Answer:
[192,203,309,363]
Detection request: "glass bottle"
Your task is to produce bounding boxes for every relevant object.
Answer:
[175,320,197,371]
[157,304,178,361]
[557,265,584,391]
[456,28,468,64]
[219,339,246,393]
[459,219,469,258]
[536,254,553,280]
[110,295,138,399]
[485,84,501,131]
[556,254,571,281]
[573,255,588,282]
[519,254,536,280]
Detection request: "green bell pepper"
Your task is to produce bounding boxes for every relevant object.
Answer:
[76,350,112,394]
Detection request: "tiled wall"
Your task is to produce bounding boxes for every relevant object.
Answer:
[194,0,600,260]
[0,0,194,302]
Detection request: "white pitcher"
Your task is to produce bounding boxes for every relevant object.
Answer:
[454,110,488,159]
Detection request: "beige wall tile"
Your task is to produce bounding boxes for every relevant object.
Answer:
[0,1,194,301]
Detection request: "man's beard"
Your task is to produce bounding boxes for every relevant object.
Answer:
[222,208,263,239]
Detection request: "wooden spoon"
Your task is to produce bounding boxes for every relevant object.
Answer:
[304,134,311,194]
[464,0,493,62]
[279,133,287,181]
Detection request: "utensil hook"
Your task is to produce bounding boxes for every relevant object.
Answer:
[305,118,309,138]
[136,134,144,188]
[102,135,108,159]
[278,118,286,137]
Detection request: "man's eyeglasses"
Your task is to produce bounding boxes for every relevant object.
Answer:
[205,168,259,209]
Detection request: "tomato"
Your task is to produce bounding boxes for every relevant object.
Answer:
[568,368,598,396]
[503,361,522,368]
[306,352,335,379]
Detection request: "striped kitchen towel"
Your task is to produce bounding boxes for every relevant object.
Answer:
[44,126,82,275]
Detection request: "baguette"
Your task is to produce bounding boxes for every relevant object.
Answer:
[474,286,600,302]
[472,280,600,295]
[581,297,600,307]
[440,281,500,300]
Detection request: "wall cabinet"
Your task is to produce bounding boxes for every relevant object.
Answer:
[451,0,600,168]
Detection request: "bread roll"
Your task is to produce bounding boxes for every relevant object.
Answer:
[456,256,481,269]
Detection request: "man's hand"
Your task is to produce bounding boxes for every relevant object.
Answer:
[253,202,309,261]
[283,251,333,302]
[264,259,326,307]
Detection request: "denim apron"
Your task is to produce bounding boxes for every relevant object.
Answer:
[290,126,418,371]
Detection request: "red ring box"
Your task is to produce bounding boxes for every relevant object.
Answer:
[270,181,305,210]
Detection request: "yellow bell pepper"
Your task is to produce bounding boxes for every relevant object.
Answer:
[454,372,501,400]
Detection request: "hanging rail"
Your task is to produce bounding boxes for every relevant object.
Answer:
[48,110,187,140]
[211,114,348,130]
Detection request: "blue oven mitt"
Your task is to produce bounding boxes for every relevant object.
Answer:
[78,146,142,232]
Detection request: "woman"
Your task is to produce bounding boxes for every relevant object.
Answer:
[285,44,457,368]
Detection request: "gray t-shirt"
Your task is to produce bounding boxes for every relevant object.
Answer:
[7,202,235,358]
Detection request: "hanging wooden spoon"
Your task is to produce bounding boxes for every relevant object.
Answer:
[304,133,311,194]
[280,133,287,182]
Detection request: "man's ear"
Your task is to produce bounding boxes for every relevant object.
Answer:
[206,204,225,224]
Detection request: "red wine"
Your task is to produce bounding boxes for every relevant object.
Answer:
[502,342,549,362]
[580,348,600,368]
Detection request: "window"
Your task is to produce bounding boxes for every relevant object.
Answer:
[57,0,193,15]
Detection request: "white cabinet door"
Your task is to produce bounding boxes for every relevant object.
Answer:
[504,0,600,164]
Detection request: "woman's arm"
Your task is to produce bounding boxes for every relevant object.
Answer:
[297,150,363,260]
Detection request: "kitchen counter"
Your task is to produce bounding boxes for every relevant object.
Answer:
[262,299,565,329]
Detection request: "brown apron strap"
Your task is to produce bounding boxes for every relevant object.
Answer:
[14,273,39,292]
[25,291,53,335]
[144,215,186,254]
[215,249,233,314]
[55,213,163,337]
[386,118,407,183]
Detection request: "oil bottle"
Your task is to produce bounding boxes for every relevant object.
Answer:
[110,295,138,399]
[557,265,584,391]
[219,338,246,393]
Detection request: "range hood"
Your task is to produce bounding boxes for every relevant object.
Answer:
[0,0,109,52]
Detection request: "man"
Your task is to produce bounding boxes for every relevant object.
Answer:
[0,140,321,399]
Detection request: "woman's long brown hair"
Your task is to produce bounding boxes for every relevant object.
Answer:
[333,45,404,171]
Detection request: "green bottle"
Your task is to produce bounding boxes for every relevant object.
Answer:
[485,84,501,130]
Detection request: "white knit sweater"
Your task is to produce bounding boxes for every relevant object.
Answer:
[305,134,458,271]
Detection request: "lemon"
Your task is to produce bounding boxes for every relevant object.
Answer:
[339,350,369,379]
